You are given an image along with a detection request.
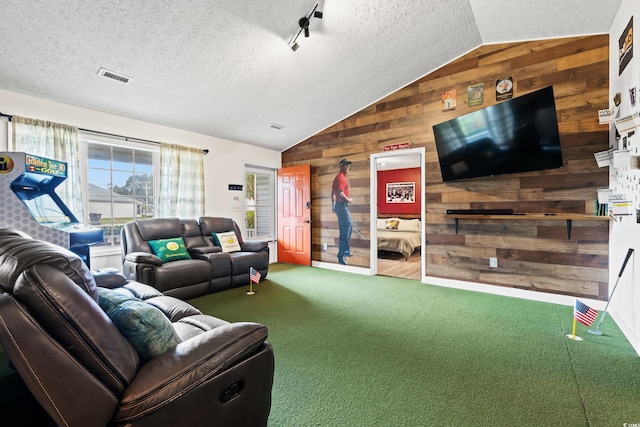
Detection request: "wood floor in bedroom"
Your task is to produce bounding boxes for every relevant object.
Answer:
[376,249,421,280]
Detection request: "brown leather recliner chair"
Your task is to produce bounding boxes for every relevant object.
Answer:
[0,228,274,427]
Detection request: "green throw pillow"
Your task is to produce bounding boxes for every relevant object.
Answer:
[148,237,192,263]
[212,231,241,253]
[97,288,181,361]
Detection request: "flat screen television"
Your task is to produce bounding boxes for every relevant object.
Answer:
[433,86,563,182]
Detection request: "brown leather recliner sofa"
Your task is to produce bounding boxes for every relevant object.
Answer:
[121,217,269,299]
[0,228,274,427]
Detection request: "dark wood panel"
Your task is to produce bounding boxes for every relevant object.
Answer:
[497,248,608,268]
[537,224,609,241]
[425,233,466,246]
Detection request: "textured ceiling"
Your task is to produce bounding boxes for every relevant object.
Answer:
[0,0,621,151]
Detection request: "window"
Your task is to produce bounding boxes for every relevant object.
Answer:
[82,133,159,247]
[245,166,275,241]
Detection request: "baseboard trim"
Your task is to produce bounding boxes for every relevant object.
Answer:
[423,275,606,310]
[311,260,371,275]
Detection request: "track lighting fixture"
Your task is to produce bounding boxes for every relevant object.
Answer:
[289,3,323,51]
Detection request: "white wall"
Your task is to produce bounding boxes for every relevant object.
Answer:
[608,0,640,355]
[0,89,282,268]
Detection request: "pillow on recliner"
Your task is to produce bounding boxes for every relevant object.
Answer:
[148,237,192,263]
[212,231,241,253]
[97,288,181,361]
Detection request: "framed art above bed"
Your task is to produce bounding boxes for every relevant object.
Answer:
[386,182,415,203]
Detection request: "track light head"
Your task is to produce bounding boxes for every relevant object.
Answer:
[299,17,310,37]
[289,3,323,52]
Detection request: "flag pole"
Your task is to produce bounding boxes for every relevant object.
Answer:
[247,266,256,295]
[565,299,586,341]
[589,248,634,335]
[566,317,583,341]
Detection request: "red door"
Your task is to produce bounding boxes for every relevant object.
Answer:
[277,165,311,265]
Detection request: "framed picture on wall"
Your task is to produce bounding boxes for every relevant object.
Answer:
[619,16,633,75]
[468,83,484,106]
[495,77,513,101]
[386,182,415,203]
[441,90,456,111]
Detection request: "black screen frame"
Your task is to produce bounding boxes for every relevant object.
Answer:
[433,86,564,182]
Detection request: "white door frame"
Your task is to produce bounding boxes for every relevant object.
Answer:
[370,147,426,280]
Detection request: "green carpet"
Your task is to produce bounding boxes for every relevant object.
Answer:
[189,263,640,427]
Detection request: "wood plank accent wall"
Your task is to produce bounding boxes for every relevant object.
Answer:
[282,35,610,300]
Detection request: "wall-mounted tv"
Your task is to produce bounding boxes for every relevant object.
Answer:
[433,86,563,182]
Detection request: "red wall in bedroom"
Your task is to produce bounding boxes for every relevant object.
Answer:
[377,167,421,215]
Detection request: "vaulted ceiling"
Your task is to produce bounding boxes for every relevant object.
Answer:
[0,1,621,151]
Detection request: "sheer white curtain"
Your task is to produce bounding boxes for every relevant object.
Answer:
[11,116,84,220]
[157,143,204,218]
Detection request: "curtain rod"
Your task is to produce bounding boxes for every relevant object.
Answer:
[79,128,209,155]
[0,111,209,154]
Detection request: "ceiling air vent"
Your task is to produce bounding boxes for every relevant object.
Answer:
[97,67,132,84]
[270,123,285,130]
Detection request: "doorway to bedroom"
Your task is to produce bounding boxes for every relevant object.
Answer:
[370,148,425,281]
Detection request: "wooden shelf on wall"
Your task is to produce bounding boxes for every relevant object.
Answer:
[444,213,612,239]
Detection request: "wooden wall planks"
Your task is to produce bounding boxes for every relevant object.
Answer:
[282,35,610,300]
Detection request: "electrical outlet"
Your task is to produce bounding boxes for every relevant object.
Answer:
[321,242,328,252]
[490,257,498,268]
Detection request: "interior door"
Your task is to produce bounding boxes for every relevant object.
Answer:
[277,164,311,265]
[371,149,425,279]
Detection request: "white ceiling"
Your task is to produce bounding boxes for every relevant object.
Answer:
[376,153,422,171]
[0,1,621,152]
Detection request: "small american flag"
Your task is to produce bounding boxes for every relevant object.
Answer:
[574,299,598,326]
[250,267,261,284]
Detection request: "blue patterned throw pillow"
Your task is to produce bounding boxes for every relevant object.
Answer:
[97,288,181,361]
